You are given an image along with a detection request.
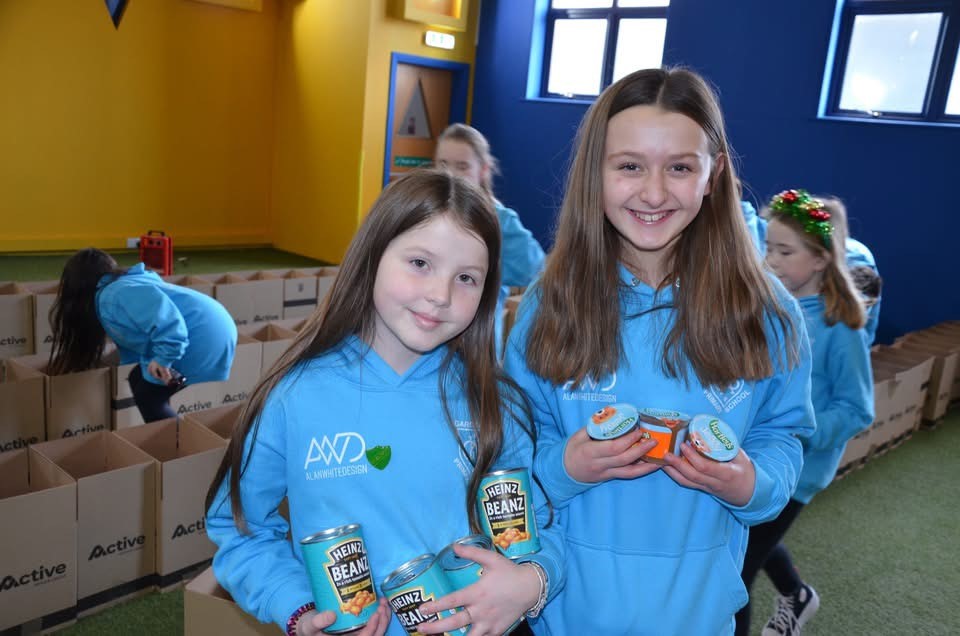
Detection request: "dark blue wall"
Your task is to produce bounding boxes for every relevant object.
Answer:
[472,0,958,344]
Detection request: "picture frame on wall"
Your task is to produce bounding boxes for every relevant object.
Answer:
[394,0,468,32]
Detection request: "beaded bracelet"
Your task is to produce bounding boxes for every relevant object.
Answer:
[523,561,549,619]
[285,602,316,636]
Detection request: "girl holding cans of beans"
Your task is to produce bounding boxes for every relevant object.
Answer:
[206,170,563,636]
[503,68,815,634]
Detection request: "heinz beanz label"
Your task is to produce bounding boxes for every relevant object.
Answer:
[301,524,377,633]
[688,414,740,462]
[381,553,467,636]
[477,468,540,558]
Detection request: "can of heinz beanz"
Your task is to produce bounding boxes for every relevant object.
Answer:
[437,534,492,590]
[300,524,377,633]
[477,468,541,558]
[381,553,467,635]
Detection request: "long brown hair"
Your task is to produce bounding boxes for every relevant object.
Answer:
[206,169,534,533]
[48,248,126,375]
[770,195,866,329]
[527,68,799,388]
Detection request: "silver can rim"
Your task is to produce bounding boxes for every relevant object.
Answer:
[300,523,361,545]
[382,553,437,591]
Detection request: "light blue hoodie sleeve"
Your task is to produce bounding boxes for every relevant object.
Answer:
[206,394,314,631]
[724,298,816,526]
[806,326,874,452]
[99,281,189,369]
[496,203,546,288]
[503,296,597,509]
[495,390,566,603]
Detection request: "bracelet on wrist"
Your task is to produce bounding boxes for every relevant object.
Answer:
[522,561,548,619]
[286,602,316,636]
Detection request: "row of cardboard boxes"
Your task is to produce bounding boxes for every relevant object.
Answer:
[837,321,960,473]
[0,267,339,361]
[0,319,307,451]
[0,403,249,633]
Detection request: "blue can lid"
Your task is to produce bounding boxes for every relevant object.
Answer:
[437,535,492,571]
[688,415,739,462]
[382,553,436,591]
[586,403,639,440]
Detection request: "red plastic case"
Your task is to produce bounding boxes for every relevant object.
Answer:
[139,230,174,275]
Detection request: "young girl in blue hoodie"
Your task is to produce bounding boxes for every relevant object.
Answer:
[206,169,563,636]
[502,68,814,635]
[48,248,237,422]
[735,189,874,636]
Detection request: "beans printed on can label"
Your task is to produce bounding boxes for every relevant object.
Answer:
[301,524,377,633]
[477,468,541,558]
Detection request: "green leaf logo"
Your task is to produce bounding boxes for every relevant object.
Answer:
[366,445,392,470]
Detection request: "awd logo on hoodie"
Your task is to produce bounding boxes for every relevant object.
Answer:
[561,374,617,403]
[305,432,370,480]
[704,380,751,413]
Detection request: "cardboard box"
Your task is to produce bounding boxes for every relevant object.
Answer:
[24,281,58,356]
[109,361,145,430]
[7,355,111,440]
[897,330,960,403]
[869,348,934,444]
[182,403,244,440]
[31,432,157,613]
[209,272,284,327]
[0,448,78,631]
[184,566,275,636]
[240,323,296,377]
[0,282,34,360]
[272,317,308,333]
[207,333,261,410]
[891,335,958,421]
[836,425,873,471]
[115,419,227,588]
[0,358,45,452]
[161,275,215,297]
[281,270,319,319]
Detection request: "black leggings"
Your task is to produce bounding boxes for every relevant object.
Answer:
[734,498,806,636]
[128,365,179,422]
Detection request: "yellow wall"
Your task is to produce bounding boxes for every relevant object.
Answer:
[268,0,371,263]
[0,0,278,252]
[271,0,480,262]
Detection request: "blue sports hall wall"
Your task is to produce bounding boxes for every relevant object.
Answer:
[472,0,958,344]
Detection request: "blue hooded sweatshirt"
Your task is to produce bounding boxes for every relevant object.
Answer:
[96,263,236,385]
[844,237,881,344]
[206,337,565,634]
[741,200,767,256]
[503,266,814,636]
[496,202,546,289]
[792,296,874,503]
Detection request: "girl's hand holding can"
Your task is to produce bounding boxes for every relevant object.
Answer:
[295,599,391,636]
[417,544,539,636]
[563,427,660,483]
[661,443,756,507]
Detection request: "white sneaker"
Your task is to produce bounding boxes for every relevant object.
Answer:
[760,582,820,636]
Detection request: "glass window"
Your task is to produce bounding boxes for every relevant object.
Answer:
[838,13,942,114]
[552,0,612,8]
[612,18,667,82]
[547,19,609,96]
[946,43,960,115]
[540,1,670,99]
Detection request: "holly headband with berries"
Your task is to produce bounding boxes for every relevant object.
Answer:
[769,189,833,248]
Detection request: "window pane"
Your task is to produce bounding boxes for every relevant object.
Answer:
[552,0,612,8]
[547,19,608,96]
[617,0,669,7]
[946,43,960,115]
[612,18,666,82]
[838,12,941,114]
